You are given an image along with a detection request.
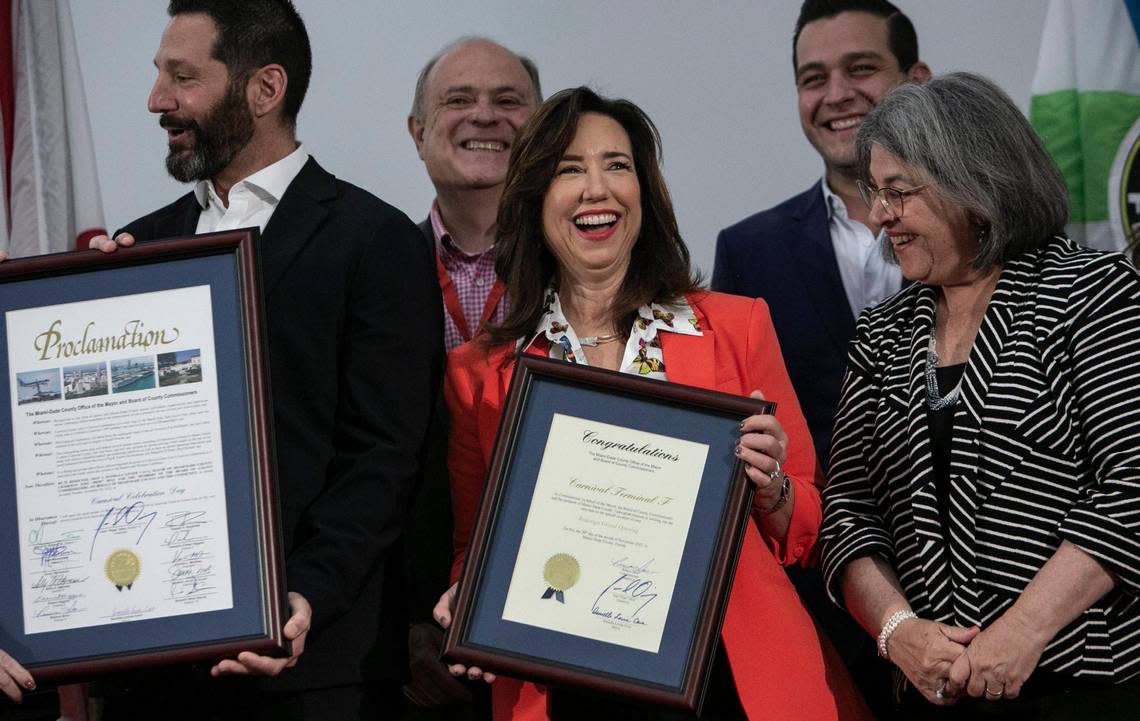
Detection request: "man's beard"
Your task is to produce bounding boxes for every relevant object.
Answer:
[162,81,255,183]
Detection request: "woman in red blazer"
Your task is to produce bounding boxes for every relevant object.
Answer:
[434,87,868,721]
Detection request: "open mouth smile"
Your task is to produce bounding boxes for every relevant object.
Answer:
[463,140,505,152]
[889,233,916,249]
[573,211,620,240]
[825,116,862,131]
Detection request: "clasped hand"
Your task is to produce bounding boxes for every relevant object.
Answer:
[944,606,1049,702]
[889,618,978,705]
[893,607,1048,705]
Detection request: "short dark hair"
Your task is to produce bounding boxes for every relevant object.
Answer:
[168,0,311,125]
[487,87,701,346]
[856,72,1068,268]
[792,0,919,72]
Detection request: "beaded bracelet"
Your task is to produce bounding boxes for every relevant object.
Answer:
[877,609,917,660]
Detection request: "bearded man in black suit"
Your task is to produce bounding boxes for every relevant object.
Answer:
[87,1,442,718]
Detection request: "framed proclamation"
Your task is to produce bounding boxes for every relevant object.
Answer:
[443,355,774,713]
[0,231,287,682]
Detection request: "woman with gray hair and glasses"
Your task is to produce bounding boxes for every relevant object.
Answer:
[820,71,1140,719]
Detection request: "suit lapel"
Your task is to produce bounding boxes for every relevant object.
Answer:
[259,157,334,295]
[944,261,1018,625]
[137,192,200,238]
[895,286,959,619]
[418,218,434,247]
[173,196,201,236]
[658,301,717,390]
[785,184,856,355]
[897,269,1020,625]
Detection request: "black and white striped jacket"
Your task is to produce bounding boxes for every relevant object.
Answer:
[820,236,1140,681]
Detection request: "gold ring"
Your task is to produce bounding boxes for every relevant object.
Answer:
[984,682,1003,699]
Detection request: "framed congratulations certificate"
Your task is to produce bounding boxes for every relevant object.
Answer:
[0,231,287,681]
[443,355,773,713]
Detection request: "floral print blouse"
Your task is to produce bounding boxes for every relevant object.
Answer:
[525,289,702,380]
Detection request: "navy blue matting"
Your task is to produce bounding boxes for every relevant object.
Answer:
[0,253,263,665]
[465,375,741,690]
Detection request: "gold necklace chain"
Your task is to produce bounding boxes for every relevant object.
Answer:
[580,331,624,346]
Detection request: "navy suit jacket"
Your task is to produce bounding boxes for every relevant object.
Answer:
[712,182,854,467]
[118,157,444,691]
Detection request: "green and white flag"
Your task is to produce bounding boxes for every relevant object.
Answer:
[1030,0,1140,255]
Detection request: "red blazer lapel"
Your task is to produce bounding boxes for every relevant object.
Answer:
[658,304,718,390]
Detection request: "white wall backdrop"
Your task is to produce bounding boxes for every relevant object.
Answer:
[69,1,1048,276]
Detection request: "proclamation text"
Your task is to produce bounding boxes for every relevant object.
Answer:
[7,285,233,634]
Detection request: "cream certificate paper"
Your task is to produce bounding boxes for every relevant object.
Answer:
[8,285,233,634]
[501,413,709,653]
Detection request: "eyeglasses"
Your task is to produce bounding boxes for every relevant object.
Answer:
[856,179,928,218]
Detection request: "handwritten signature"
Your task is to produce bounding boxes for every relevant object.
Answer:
[592,572,659,624]
[31,571,88,590]
[33,594,80,618]
[610,556,658,576]
[111,605,155,620]
[89,501,158,560]
[168,563,214,599]
[28,522,80,546]
[163,510,206,529]
[171,548,206,564]
[36,543,75,567]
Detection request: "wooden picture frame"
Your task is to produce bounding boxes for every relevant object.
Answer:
[444,355,772,713]
[0,231,287,681]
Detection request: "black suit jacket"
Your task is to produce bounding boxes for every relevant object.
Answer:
[402,218,453,619]
[119,157,444,690]
[712,182,853,467]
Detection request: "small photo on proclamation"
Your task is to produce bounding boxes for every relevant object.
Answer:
[158,349,203,387]
[63,362,109,400]
[16,369,62,404]
[111,356,157,393]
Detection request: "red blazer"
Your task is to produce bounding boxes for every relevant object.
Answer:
[445,291,869,721]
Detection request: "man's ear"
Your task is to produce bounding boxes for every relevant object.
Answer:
[249,64,288,119]
[907,61,932,85]
[408,115,426,161]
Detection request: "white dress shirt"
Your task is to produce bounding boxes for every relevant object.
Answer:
[194,143,308,234]
[821,178,901,320]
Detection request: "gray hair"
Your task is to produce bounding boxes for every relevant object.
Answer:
[410,36,542,122]
[856,72,1068,269]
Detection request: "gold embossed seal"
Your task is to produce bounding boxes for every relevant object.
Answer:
[541,553,580,603]
[105,549,140,590]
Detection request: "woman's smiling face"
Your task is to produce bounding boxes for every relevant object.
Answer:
[868,144,979,288]
[542,112,642,285]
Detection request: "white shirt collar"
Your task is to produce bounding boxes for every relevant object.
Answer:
[193,143,309,210]
[820,176,849,221]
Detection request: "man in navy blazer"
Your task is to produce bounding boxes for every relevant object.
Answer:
[711,2,929,715]
[712,0,929,468]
